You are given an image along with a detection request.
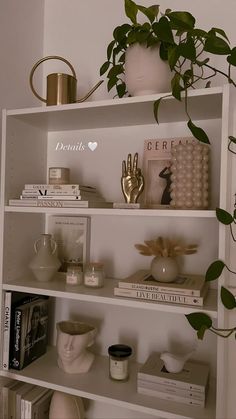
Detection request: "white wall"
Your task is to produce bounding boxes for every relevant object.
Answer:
[0,0,45,110]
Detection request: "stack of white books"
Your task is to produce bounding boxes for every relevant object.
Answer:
[114,270,209,307]
[137,352,210,407]
[9,184,113,208]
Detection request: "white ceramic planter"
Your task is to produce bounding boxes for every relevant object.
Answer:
[151,256,179,282]
[125,43,172,96]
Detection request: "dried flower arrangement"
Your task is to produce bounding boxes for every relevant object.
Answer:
[135,237,198,258]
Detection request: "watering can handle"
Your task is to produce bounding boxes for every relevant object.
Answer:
[29,55,77,103]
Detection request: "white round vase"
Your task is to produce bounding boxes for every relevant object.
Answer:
[49,391,84,419]
[151,256,179,282]
[125,43,172,96]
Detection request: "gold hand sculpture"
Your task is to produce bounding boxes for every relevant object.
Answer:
[121,152,144,203]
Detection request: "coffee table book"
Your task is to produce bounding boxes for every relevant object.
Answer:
[138,352,210,393]
[118,270,206,297]
[114,283,208,306]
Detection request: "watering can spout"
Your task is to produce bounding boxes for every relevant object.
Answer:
[29,55,103,106]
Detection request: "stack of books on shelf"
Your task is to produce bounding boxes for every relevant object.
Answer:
[114,270,209,307]
[3,291,49,372]
[2,379,53,419]
[8,184,113,208]
[137,352,210,407]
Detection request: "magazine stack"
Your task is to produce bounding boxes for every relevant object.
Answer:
[8,183,112,208]
[114,270,209,307]
[137,352,210,407]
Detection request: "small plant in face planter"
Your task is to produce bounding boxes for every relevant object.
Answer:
[100,0,236,144]
[135,236,198,283]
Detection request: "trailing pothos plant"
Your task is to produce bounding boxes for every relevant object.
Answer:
[186,207,236,339]
[100,0,236,144]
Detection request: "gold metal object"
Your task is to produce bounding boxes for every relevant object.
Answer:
[29,55,103,106]
[121,152,144,203]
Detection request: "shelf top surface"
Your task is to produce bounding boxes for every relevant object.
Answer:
[3,276,218,317]
[2,348,216,419]
[4,85,227,130]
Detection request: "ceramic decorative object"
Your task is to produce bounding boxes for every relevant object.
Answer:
[125,44,171,96]
[170,142,209,209]
[49,391,84,419]
[29,233,61,282]
[160,349,195,373]
[151,256,179,282]
[135,236,198,283]
[56,320,97,374]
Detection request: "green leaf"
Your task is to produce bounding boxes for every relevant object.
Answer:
[191,28,207,38]
[171,73,182,101]
[107,40,116,61]
[221,286,236,309]
[107,76,118,92]
[234,209,236,220]
[185,312,212,331]
[107,64,123,79]
[216,207,234,225]
[183,69,193,87]
[159,42,169,61]
[167,11,195,30]
[205,260,225,282]
[153,98,162,123]
[204,35,231,55]
[116,24,132,42]
[227,47,236,66]
[229,135,236,144]
[168,45,180,70]
[125,0,138,24]
[136,30,150,43]
[211,27,229,42]
[137,5,156,23]
[152,17,174,44]
[149,5,159,19]
[178,37,196,60]
[187,120,210,144]
[100,61,110,76]
[117,82,126,98]
[197,324,209,340]
[195,58,210,67]
[118,52,126,63]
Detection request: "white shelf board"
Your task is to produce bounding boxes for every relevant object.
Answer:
[5,206,216,218]
[1,348,216,419]
[5,86,224,130]
[2,277,218,317]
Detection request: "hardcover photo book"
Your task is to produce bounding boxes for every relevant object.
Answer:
[10,297,49,370]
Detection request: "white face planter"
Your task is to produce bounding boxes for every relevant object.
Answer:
[56,321,97,374]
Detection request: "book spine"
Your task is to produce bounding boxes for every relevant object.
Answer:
[137,379,205,400]
[11,309,22,370]
[24,184,81,190]
[22,189,80,196]
[137,386,205,407]
[118,281,201,297]
[137,372,205,393]
[3,292,11,370]
[9,199,89,208]
[114,288,204,306]
[37,195,81,201]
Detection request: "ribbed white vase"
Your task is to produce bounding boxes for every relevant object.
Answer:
[125,43,172,96]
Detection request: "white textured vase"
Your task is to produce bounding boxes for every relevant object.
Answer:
[49,391,84,419]
[29,233,61,282]
[125,43,172,96]
[151,256,179,282]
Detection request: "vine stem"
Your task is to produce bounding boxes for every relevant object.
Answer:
[204,63,236,88]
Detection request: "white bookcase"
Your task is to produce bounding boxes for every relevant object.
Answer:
[0,85,234,418]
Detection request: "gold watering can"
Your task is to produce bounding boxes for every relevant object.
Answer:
[29,55,103,106]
